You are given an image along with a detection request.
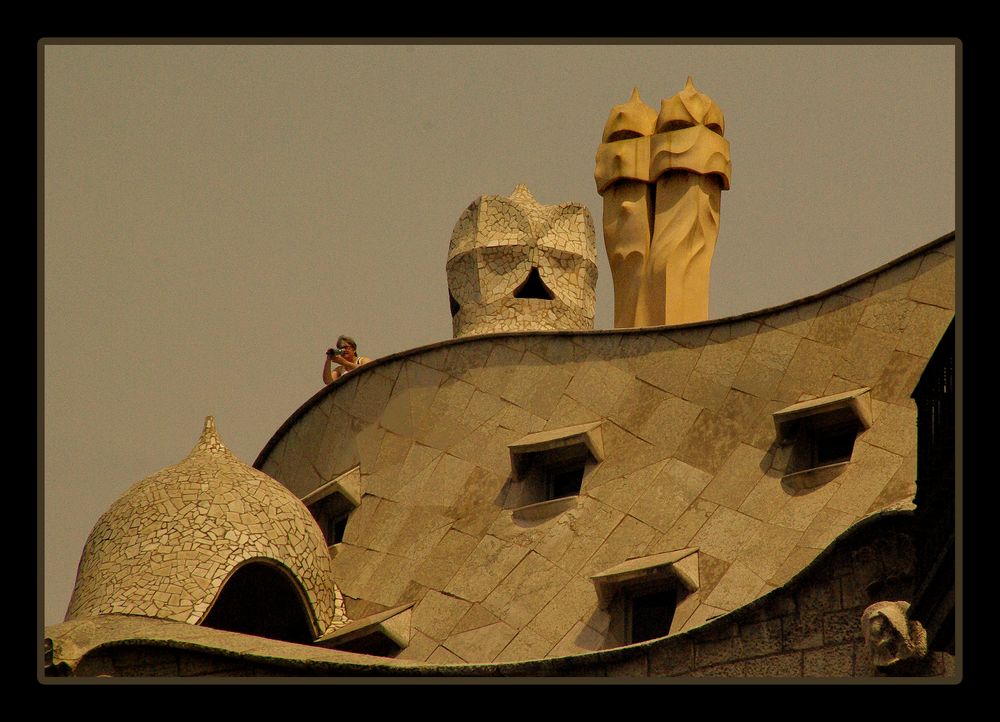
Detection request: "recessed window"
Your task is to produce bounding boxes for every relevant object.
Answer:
[773,388,873,479]
[591,548,700,646]
[507,422,603,510]
[628,586,679,644]
[300,466,361,548]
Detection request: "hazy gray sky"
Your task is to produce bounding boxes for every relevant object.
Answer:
[42,42,956,626]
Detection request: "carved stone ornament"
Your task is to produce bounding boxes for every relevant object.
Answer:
[861,600,928,667]
[595,79,731,328]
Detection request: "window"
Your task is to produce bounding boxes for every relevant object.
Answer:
[627,586,679,644]
[507,422,604,510]
[591,548,700,645]
[301,466,361,548]
[773,388,872,479]
[315,602,414,657]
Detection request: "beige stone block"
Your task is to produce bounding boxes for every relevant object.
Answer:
[761,301,821,338]
[414,413,477,454]
[446,534,531,603]
[395,453,477,510]
[771,479,843,532]
[443,341,491,382]
[565,358,632,417]
[353,552,419,608]
[385,506,453,559]
[872,350,927,406]
[425,376,477,424]
[599,421,663,477]
[494,626,555,663]
[799,507,857,550]
[579,333,622,361]
[633,395,702,453]
[695,339,749,387]
[403,360,446,425]
[344,494,409,552]
[452,603,501,635]
[411,590,472,642]
[719,388,768,433]
[533,497,624,574]
[587,459,666,515]
[528,576,601,645]
[860,400,916,457]
[545,394,602,430]
[808,294,864,350]
[394,629,438,662]
[739,469,793,523]
[399,441,445,486]
[700,443,770,509]
[768,544,821,587]
[426,644,466,665]
[525,335,590,366]
[628,459,713,533]
[675,409,743,476]
[826,442,904,517]
[475,344,525,398]
[482,552,572,629]
[704,561,767,611]
[462,388,505,431]
[859,294,916,334]
[608,378,671,442]
[444,619,519,663]
[450,424,521,480]
[612,333,660,376]
[690,506,763,563]
[736,617,784,658]
[782,338,844,396]
[495,402,547,434]
[896,303,954,358]
[865,451,917,514]
[330,373,361,413]
[737,523,803,581]
[690,551,729,601]
[872,255,922,298]
[679,602,729,632]
[314,414,360,484]
[681,370,731,412]
[732,358,783,402]
[842,275,876,301]
[548,620,606,657]
[447,466,508,527]
[348,371,395,425]
[354,422,386,474]
[412,528,479,590]
[667,326,713,348]
[635,341,701,396]
[708,319,760,344]
[649,498,719,552]
[578,514,658,578]
[839,325,900,387]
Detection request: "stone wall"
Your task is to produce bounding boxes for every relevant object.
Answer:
[48,511,955,678]
[256,235,955,665]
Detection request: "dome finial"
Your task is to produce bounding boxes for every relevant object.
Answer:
[193,415,227,456]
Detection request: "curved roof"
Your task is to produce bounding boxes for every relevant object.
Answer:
[65,417,347,638]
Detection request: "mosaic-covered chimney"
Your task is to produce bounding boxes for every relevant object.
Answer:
[446,184,598,338]
[595,79,732,327]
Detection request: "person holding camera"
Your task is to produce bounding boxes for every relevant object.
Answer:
[323,335,372,385]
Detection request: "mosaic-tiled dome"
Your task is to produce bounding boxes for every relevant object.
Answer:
[65,417,346,637]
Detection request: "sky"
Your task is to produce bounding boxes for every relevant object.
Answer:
[41,42,957,626]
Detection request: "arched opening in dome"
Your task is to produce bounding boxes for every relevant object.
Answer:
[200,559,316,645]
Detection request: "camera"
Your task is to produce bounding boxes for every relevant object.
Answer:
[327,347,346,357]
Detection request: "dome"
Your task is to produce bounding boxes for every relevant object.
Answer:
[65,417,346,640]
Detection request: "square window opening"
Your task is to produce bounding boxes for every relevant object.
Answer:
[308,493,355,546]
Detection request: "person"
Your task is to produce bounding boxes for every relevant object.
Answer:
[323,335,372,385]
